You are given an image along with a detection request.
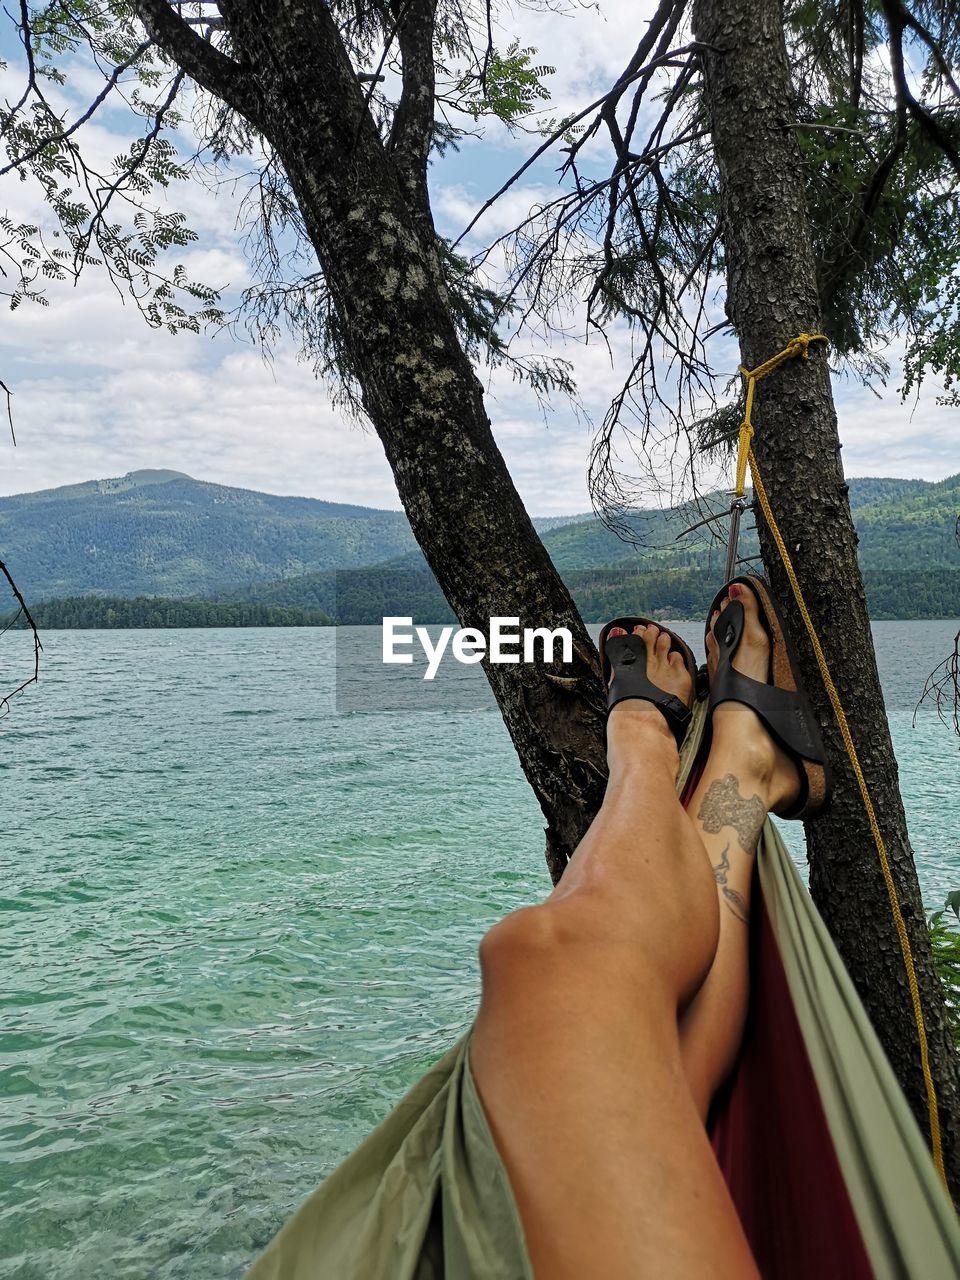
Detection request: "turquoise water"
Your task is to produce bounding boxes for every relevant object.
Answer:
[1,622,958,1278]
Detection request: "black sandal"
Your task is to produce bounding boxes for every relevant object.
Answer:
[705,575,832,819]
[598,618,699,748]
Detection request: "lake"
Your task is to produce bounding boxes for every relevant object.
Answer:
[1,622,958,1277]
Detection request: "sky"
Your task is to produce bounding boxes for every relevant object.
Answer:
[1,1,957,516]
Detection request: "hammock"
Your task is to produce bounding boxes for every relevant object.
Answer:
[245,337,959,1275]
[244,698,960,1279]
[684,704,960,1279]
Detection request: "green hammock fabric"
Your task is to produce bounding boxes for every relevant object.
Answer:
[757,823,960,1276]
[243,1033,532,1279]
[244,703,960,1278]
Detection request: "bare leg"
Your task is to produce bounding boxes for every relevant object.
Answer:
[470,625,759,1279]
[679,584,801,1117]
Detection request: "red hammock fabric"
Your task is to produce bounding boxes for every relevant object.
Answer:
[709,892,875,1279]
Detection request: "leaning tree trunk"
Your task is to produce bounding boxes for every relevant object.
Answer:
[693,0,960,1194]
[136,0,607,881]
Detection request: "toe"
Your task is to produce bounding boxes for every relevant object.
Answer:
[655,629,672,655]
[632,624,646,636]
[608,626,627,637]
[731,581,754,615]
[721,581,770,681]
[733,582,764,638]
[705,629,719,677]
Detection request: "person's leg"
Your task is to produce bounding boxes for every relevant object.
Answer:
[679,583,801,1117]
[470,624,759,1280]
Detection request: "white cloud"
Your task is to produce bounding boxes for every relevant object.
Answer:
[3,337,400,506]
[834,380,960,480]
[433,181,559,242]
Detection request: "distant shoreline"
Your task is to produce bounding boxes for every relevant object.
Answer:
[0,596,332,630]
[2,591,957,631]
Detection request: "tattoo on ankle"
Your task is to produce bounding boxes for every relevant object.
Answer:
[698,773,765,853]
[713,844,749,924]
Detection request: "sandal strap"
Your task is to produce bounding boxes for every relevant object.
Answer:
[602,629,692,748]
[709,601,822,762]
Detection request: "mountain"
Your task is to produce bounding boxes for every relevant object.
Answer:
[0,469,957,619]
[0,471,417,600]
[0,471,597,602]
[207,475,960,621]
[536,476,959,575]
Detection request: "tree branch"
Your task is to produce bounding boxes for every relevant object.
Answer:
[0,39,154,179]
[11,0,39,114]
[133,0,267,133]
[452,45,705,250]
[0,556,40,716]
[818,101,908,302]
[879,0,960,177]
[897,1,960,99]
[0,379,14,444]
[76,68,187,274]
[387,0,437,234]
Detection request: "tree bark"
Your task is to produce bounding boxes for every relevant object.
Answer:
[693,0,960,1194]
[137,0,608,881]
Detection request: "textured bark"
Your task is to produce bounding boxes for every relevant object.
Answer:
[693,0,960,1194]
[137,0,607,876]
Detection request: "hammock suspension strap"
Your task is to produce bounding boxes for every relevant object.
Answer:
[731,333,947,1188]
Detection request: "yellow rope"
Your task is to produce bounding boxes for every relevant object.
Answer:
[734,333,827,497]
[734,336,947,1187]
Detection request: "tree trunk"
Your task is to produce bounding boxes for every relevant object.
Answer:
[693,0,960,1194]
[137,0,607,881]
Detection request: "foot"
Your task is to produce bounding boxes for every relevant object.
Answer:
[606,624,694,770]
[706,585,801,813]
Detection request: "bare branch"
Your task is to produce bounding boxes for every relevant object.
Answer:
[452,43,707,249]
[897,2,960,99]
[879,0,960,177]
[0,40,154,179]
[0,379,14,445]
[10,0,38,115]
[915,631,960,744]
[0,557,40,715]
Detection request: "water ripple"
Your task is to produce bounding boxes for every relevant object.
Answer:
[0,622,956,1277]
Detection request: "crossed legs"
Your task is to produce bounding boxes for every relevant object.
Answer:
[469,587,799,1278]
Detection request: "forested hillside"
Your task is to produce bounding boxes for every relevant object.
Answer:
[0,470,595,601]
[539,476,958,574]
[0,470,956,619]
[0,470,417,599]
[208,564,960,625]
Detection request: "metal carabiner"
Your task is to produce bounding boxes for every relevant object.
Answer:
[723,496,749,584]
